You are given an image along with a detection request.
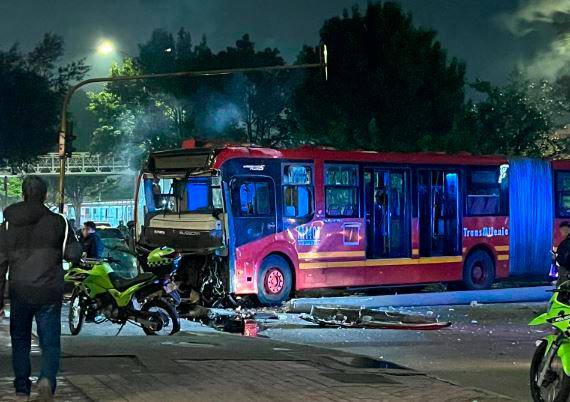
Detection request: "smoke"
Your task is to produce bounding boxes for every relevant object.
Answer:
[523,34,570,79]
[207,102,241,133]
[503,0,570,36]
[501,0,570,79]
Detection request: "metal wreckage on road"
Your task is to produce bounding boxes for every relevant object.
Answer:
[300,306,451,330]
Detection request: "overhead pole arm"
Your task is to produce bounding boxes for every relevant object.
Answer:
[57,45,328,213]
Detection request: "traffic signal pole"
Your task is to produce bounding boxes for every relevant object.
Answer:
[57,46,328,213]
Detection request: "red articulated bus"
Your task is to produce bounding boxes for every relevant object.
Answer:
[134,145,568,306]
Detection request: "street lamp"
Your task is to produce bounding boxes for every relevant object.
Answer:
[96,39,115,56]
[96,39,171,58]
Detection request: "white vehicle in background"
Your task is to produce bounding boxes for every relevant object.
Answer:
[94,222,112,228]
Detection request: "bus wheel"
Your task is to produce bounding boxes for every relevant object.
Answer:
[462,250,495,290]
[257,255,293,306]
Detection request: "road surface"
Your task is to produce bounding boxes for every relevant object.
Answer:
[260,302,544,401]
[55,300,544,400]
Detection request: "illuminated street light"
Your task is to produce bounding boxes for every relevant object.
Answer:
[96,39,115,55]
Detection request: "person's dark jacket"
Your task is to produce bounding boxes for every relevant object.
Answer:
[82,232,104,259]
[0,202,81,307]
[558,235,570,271]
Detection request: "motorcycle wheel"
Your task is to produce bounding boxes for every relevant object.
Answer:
[530,340,570,402]
[140,298,180,336]
[68,288,85,336]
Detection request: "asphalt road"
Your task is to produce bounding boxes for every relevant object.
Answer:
[56,301,545,401]
[259,302,546,401]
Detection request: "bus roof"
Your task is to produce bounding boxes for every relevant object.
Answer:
[210,146,508,168]
[552,159,570,170]
[147,145,570,172]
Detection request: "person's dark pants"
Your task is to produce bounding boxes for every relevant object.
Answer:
[10,301,61,395]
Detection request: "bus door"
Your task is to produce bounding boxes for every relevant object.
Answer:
[229,176,277,247]
[418,170,460,256]
[365,169,410,258]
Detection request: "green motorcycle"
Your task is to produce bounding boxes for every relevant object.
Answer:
[529,280,570,401]
[65,247,181,336]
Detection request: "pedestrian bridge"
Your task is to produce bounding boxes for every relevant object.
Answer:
[0,152,133,177]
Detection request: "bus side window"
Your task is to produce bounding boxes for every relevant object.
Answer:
[232,179,273,217]
[466,169,504,216]
[283,164,314,220]
[557,171,570,217]
[324,164,359,218]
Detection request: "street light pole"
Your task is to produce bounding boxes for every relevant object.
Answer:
[58,47,328,213]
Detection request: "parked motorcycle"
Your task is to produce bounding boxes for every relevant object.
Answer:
[65,246,181,336]
[529,272,570,401]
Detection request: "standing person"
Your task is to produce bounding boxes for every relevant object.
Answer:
[117,220,128,238]
[0,176,80,400]
[81,221,104,259]
[68,218,77,233]
[374,189,388,257]
[556,221,570,284]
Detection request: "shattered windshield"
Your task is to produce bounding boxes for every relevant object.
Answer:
[144,176,212,213]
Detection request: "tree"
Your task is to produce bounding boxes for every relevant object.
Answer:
[0,34,89,164]
[88,30,292,159]
[88,59,188,168]
[456,73,563,157]
[292,3,466,152]
[214,35,289,145]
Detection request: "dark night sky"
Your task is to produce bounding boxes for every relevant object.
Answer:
[0,0,566,86]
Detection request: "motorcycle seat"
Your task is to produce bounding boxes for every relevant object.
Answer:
[108,272,155,291]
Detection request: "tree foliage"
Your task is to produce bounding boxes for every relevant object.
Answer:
[0,33,89,163]
[88,31,290,168]
[85,1,567,162]
[292,3,466,152]
[456,75,564,157]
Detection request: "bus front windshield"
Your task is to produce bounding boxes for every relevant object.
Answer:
[144,176,212,213]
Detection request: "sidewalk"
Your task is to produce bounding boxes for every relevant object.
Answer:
[0,319,510,402]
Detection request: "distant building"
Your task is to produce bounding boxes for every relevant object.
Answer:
[65,200,134,227]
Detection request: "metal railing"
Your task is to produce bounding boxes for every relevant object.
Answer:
[0,153,132,177]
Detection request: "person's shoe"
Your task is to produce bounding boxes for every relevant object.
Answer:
[36,378,53,401]
[14,393,29,401]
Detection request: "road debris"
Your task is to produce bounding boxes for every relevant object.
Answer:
[299,306,451,330]
[181,305,280,336]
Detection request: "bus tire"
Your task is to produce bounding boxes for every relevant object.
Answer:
[257,255,293,306]
[462,250,495,290]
